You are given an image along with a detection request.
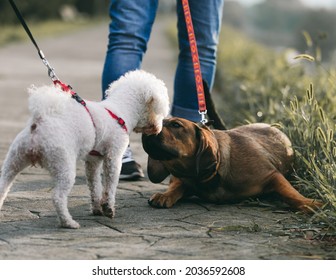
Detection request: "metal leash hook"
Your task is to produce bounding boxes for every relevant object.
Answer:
[199,110,208,125]
[38,50,59,81]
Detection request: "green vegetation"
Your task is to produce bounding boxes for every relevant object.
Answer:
[223,0,336,61]
[215,25,336,235]
[0,0,109,46]
[0,20,95,46]
[0,0,109,24]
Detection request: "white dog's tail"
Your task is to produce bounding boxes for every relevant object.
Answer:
[28,85,72,119]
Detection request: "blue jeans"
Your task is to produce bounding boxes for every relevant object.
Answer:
[102,0,224,122]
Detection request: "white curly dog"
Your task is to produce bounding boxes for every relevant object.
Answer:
[0,70,169,229]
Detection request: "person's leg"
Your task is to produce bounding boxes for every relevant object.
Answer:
[102,0,159,97]
[172,0,224,122]
[102,0,159,179]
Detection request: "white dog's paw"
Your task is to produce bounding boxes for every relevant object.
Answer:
[101,202,115,219]
[92,207,103,216]
[60,219,80,229]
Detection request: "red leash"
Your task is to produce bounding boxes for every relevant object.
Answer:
[181,0,207,124]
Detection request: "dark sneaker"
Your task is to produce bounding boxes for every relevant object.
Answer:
[120,160,144,180]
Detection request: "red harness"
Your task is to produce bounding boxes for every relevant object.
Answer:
[54,79,127,133]
[105,108,128,133]
[53,80,95,126]
[54,79,127,158]
[88,108,127,156]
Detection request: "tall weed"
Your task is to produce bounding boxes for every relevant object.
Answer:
[283,84,336,230]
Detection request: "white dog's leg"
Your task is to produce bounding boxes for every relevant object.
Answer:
[0,132,30,210]
[85,157,103,216]
[47,155,79,229]
[101,152,123,218]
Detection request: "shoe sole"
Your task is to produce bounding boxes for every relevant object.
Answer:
[119,172,144,181]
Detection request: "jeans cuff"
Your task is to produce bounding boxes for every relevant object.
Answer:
[171,104,202,122]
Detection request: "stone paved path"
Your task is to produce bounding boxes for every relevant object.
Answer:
[0,17,335,260]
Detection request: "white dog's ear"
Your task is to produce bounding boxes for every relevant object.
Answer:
[147,156,170,183]
[146,96,154,106]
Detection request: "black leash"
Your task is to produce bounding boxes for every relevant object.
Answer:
[8,0,59,81]
[9,0,43,59]
[7,0,92,110]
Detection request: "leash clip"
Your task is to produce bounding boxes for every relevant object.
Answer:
[199,110,207,125]
[41,57,59,82]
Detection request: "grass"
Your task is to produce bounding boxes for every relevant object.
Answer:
[215,26,336,235]
[0,18,104,47]
[283,84,336,232]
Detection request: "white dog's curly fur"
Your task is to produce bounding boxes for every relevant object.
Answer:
[0,70,169,228]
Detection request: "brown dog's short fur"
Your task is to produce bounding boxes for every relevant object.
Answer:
[142,118,322,212]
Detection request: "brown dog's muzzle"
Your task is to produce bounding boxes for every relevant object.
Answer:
[142,132,179,161]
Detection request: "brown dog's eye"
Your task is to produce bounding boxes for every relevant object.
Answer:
[170,121,182,128]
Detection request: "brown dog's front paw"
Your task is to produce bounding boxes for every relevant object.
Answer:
[101,202,115,218]
[297,199,323,213]
[148,193,176,208]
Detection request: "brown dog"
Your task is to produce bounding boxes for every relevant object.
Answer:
[142,118,321,212]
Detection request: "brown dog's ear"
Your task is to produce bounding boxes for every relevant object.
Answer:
[195,125,219,180]
[147,156,170,183]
